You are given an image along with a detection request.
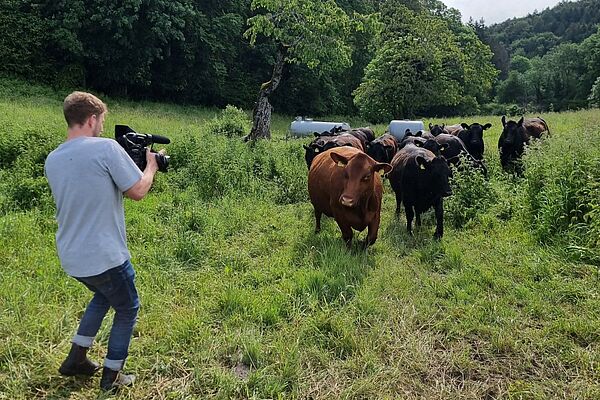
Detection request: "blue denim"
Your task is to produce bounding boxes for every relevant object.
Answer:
[73,259,139,370]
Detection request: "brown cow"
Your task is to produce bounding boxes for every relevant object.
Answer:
[308,147,392,247]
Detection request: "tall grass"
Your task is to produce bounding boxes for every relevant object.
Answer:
[1,79,599,399]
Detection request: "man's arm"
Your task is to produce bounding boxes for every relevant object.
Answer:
[124,149,162,201]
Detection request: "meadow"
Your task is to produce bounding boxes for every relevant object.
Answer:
[1,78,599,399]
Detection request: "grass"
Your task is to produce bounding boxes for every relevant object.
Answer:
[0,79,599,399]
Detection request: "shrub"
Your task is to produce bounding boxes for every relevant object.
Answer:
[522,131,600,261]
[445,160,497,228]
[206,105,251,138]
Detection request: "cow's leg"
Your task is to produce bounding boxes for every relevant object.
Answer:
[336,221,354,248]
[366,214,381,247]
[415,212,422,227]
[405,205,414,236]
[434,198,444,240]
[314,209,322,233]
[394,191,402,217]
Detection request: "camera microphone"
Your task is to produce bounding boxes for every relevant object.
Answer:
[148,134,170,144]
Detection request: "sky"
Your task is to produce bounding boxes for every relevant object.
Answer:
[442,0,566,25]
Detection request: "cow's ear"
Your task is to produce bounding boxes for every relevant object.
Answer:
[313,132,319,137]
[483,123,492,130]
[330,152,349,167]
[517,117,524,126]
[501,116,506,127]
[414,141,423,147]
[415,130,422,137]
[461,123,470,129]
[374,163,393,176]
[303,144,310,150]
[429,123,433,130]
[415,156,428,170]
[442,124,445,129]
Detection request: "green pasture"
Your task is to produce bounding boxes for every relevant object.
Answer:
[1,80,599,399]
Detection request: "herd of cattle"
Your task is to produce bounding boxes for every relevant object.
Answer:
[304,116,550,247]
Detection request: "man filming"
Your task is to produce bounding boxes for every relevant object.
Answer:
[44,91,164,391]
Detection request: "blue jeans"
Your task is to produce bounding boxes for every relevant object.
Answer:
[72,260,139,371]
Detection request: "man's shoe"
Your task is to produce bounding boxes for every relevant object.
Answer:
[100,367,135,391]
[58,343,100,376]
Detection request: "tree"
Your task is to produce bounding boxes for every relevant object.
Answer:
[243,0,355,140]
[353,0,497,121]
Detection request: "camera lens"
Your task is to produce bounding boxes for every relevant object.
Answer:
[156,154,169,172]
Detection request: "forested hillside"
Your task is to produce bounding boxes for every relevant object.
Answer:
[476,0,600,112]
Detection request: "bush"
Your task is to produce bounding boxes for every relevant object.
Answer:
[522,131,600,261]
[206,105,251,138]
[445,160,497,228]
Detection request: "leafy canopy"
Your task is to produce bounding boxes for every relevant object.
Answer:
[244,0,355,72]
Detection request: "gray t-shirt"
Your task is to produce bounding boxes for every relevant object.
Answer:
[45,137,143,277]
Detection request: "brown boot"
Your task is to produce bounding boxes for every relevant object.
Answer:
[58,343,100,376]
[100,367,135,391]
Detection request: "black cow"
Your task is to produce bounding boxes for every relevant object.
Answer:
[388,144,452,239]
[429,123,446,137]
[454,122,492,161]
[498,116,549,171]
[366,133,398,163]
[434,134,488,176]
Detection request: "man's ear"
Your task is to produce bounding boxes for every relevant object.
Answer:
[330,152,349,167]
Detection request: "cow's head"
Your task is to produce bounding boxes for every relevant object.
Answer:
[366,140,395,163]
[429,123,445,136]
[415,154,453,198]
[500,116,525,147]
[458,122,491,160]
[304,144,324,169]
[330,151,392,208]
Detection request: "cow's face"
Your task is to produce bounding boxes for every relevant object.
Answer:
[460,122,491,160]
[416,156,452,198]
[366,142,394,163]
[304,144,324,169]
[429,123,445,136]
[500,116,525,148]
[330,152,392,208]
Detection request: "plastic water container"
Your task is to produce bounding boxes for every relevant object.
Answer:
[290,117,350,137]
[388,120,425,141]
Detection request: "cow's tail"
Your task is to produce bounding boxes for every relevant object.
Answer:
[538,116,550,136]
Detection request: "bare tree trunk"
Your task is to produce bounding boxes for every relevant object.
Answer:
[245,48,286,141]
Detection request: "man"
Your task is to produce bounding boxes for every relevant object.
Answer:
[45,91,163,391]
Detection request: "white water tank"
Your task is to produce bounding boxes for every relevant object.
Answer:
[388,120,425,141]
[290,117,350,137]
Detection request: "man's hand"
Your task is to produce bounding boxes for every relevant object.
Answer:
[145,148,163,173]
[125,148,166,201]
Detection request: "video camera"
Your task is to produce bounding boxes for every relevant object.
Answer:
[115,125,170,172]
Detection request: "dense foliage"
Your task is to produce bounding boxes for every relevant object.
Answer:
[477,0,600,112]
[354,0,497,121]
[0,0,498,119]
